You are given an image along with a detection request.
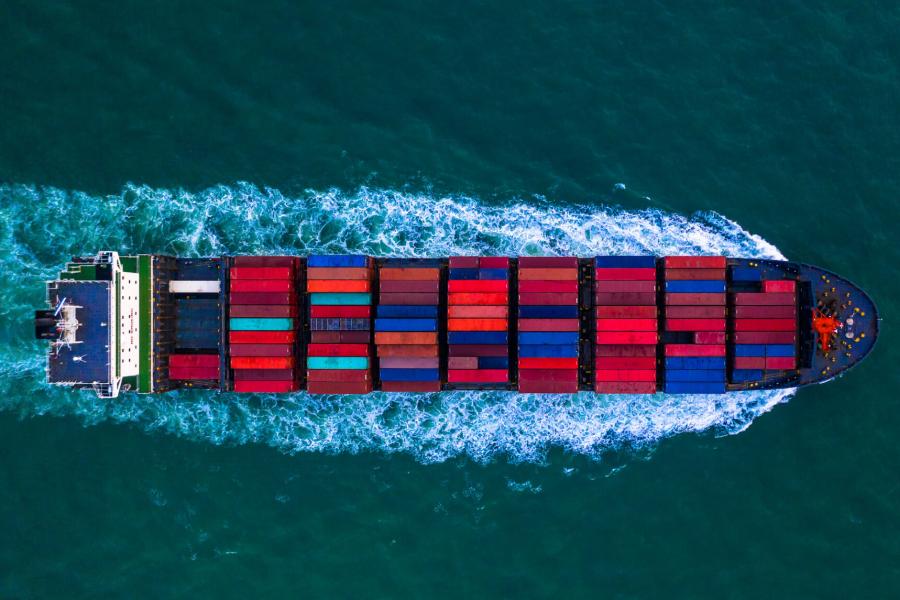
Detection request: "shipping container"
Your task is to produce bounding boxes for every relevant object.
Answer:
[665,280,726,293]
[447,319,508,332]
[380,267,440,281]
[379,357,440,369]
[307,356,369,370]
[595,318,658,331]
[765,357,796,370]
[448,292,508,305]
[378,345,440,358]
[518,268,578,280]
[733,319,797,332]
[380,280,440,293]
[307,255,369,268]
[593,381,656,394]
[232,256,297,268]
[519,292,578,305]
[595,345,657,357]
[170,280,221,294]
[518,318,580,332]
[664,344,726,357]
[663,269,726,280]
[595,370,657,382]
[519,305,579,318]
[594,256,656,268]
[694,331,726,345]
[478,269,509,280]
[230,357,294,369]
[230,292,297,305]
[230,305,297,318]
[594,280,656,293]
[229,344,293,357]
[664,306,726,319]
[447,331,508,345]
[447,345,509,357]
[448,357,479,369]
[730,267,761,281]
[595,332,658,345]
[169,354,220,367]
[307,343,370,357]
[374,318,438,332]
[595,305,657,319]
[663,381,726,394]
[763,280,797,293]
[733,305,796,319]
[448,369,508,383]
[229,318,293,331]
[309,306,371,318]
[310,331,371,344]
[376,305,438,318]
[518,357,579,369]
[448,280,508,293]
[518,331,580,345]
[310,292,372,306]
[518,345,579,358]
[230,279,293,293]
[664,369,725,382]
[518,257,579,268]
[731,370,764,383]
[229,267,293,280]
[518,369,579,382]
[309,318,370,331]
[734,344,767,357]
[232,368,295,381]
[594,268,656,280]
[665,318,726,331]
[733,292,796,306]
[519,280,580,293]
[734,357,766,369]
[479,357,509,369]
[594,292,657,306]
[380,368,441,382]
[664,293,726,305]
[733,332,797,344]
[448,305,509,318]
[380,293,440,305]
[306,279,370,293]
[374,332,438,345]
[448,256,480,268]
[306,267,372,280]
[595,356,656,369]
[664,256,726,269]
[479,257,510,268]
[665,357,726,369]
[766,344,796,357]
[169,366,220,380]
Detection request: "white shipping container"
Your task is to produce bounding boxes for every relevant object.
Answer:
[169,280,220,294]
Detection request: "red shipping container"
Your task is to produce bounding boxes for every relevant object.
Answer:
[307,343,370,357]
[380,293,440,305]
[766,357,796,370]
[448,292,508,305]
[230,357,294,369]
[169,366,220,380]
[734,357,766,369]
[664,268,726,280]
[310,331,371,344]
[306,369,371,382]
[665,305,726,319]
[232,256,297,268]
[666,318,726,332]
[664,344,725,357]
[447,318,507,331]
[733,293,795,306]
[664,293,726,305]
[307,381,373,394]
[596,305,657,319]
[518,318,580,332]
[310,306,371,318]
[448,280,508,293]
[230,331,296,344]
[448,369,508,383]
[377,345,439,358]
[229,292,297,305]
[447,345,508,357]
[595,345,656,357]
[233,380,298,393]
[229,344,293,357]
[594,381,656,394]
[232,368,294,381]
[734,332,796,344]
[448,305,508,318]
[594,268,656,281]
[518,292,578,305]
[231,279,294,293]
[169,354,219,367]
[374,332,438,345]
[518,268,578,281]
[479,257,510,268]
[594,292,657,306]
[518,381,579,393]
[664,256,726,269]
[230,304,298,318]
[595,356,656,369]
[596,318,657,332]
[380,280,439,293]
[518,369,579,382]
[734,305,796,319]
[449,256,479,268]
[694,332,726,345]
[519,280,578,293]
[448,357,478,369]
[763,280,796,293]
[734,319,796,332]
[307,280,370,293]
[518,257,579,268]
[229,267,293,280]
[380,267,439,281]
[595,280,656,293]
[379,357,439,369]
[306,267,371,280]
[595,369,657,382]
[596,332,658,345]
[518,358,579,369]
[381,381,442,392]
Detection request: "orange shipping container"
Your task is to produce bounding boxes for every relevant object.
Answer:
[448,305,508,318]
[380,267,440,280]
[518,268,579,281]
[374,332,438,345]
[448,292,509,305]
[307,267,372,280]
[307,279,371,293]
[447,318,508,332]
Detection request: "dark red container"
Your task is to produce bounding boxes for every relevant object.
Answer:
[518,358,579,369]
[666,318,726,331]
[664,293,726,305]
[596,318,657,331]
[594,292,657,305]
[519,292,578,305]
[448,256,479,268]
[380,293,440,305]
[310,306,371,318]
[479,257,510,268]
[594,268,656,281]
[229,344,293,357]
[595,306,657,319]
[518,318,580,332]
[232,256,297,268]
[594,381,656,394]
[595,332,658,345]
[169,354,219,367]
[381,381,442,392]
[518,268,578,281]
[381,280,440,293]
[229,267,293,280]
[232,368,295,381]
[595,280,656,293]
[694,332,726,345]
[518,369,579,382]
[734,319,796,332]
[663,256,726,269]
[665,305,726,319]
[448,280,508,293]
[595,369,657,382]
[518,381,579,393]
[735,357,766,369]
[766,357,796,370]
[518,280,578,293]
[447,345,508,357]
[380,267,440,281]
[595,345,657,357]
[595,356,656,369]
[664,344,725,357]
[448,369,507,383]
[233,380,298,393]
[230,279,294,293]
[230,331,296,344]
[306,369,371,382]
[763,280,796,293]
[230,304,298,318]
[664,268,726,280]
[169,366,220,380]
[310,331,371,344]
[229,292,297,305]
[734,305,796,319]
[307,381,374,394]
[518,257,579,268]
[734,332,796,344]
[733,293,795,306]
[307,343,370,357]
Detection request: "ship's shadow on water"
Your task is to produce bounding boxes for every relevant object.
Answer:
[1,182,793,464]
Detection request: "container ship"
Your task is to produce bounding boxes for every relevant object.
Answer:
[33,253,877,398]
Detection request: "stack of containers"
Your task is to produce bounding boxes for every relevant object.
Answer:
[732,279,798,383]
[663,256,727,393]
[228,256,303,392]
[306,255,374,394]
[169,259,222,386]
[517,257,580,393]
[447,257,510,386]
[375,260,441,392]
[593,257,659,393]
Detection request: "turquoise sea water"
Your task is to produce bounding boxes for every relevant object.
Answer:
[2,1,899,597]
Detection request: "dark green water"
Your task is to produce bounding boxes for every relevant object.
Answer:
[2,1,900,597]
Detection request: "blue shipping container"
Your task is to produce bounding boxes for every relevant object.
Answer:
[374,318,437,332]
[377,305,438,318]
[307,255,368,268]
[766,344,796,357]
[478,357,509,369]
[664,369,726,382]
[518,332,580,345]
[664,381,727,394]
[448,268,479,280]
[731,369,764,383]
[518,305,579,319]
[518,344,579,358]
[665,280,726,293]
[478,269,509,280]
[665,357,726,370]
[449,331,508,345]
[731,267,762,282]
[734,344,767,357]
[379,368,440,382]
[594,256,656,268]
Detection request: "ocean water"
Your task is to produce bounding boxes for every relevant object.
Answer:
[2,1,899,597]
